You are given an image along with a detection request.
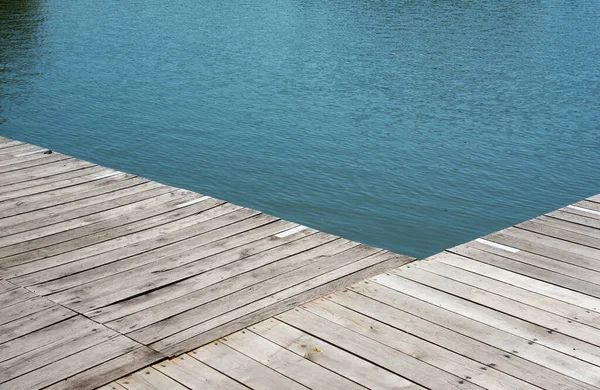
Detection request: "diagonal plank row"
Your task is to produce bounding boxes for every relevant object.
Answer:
[112,193,600,389]
[0,136,412,389]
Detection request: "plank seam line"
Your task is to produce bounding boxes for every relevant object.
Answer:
[475,238,519,253]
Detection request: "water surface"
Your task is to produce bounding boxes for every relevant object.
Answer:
[1,0,598,258]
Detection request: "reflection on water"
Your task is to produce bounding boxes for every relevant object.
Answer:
[0,0,43,124]
[0,0,598,258]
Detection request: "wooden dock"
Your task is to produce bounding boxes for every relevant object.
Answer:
[106,194,600,390]
[1,136,599,389]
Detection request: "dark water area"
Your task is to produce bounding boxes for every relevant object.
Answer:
[1,0,598,258]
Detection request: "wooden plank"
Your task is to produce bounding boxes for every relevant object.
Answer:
[517,220,600,249]
[451,240,600,289]
[45,209,267,311]
[0,158,94,187]
[0,188,189,253]
[345,282,597,390]
[0,296,55,325]
[0,315,100,363]
[373,272,600,373]
[0,174,144,218]
[95,230,335,330]
[48,212,280,311]
[122,238,362,344]
[0,154,72,175]
[0,279,18,294]
[0,336,142,390]
[277,307,483,389]
[303,297,538,390]
[250,318,422,390]
[190,342,308,390]
[0,324,117,384]
[0,181,165,237]
[576,200,600,212]
[97,382,128,390]
[154,355,247,390]
[155,251,411,356]
[0,287,35,309]
[0,166,110,202]
[486,228,600,272]
[0,176,147,223]
[0,140,22,149]
[31,219,303,295]
[0,165,105,195]
[43,347,163,390]
[394,265,600,349]
[436,251,600,313]
[220,329,366,390]
[0,151,65,168]
[0,199,240,278]
[0,305,76,344]
[117,367,189,390]
[413,255,600,329]
[547,209,600,230]
[0,144,41,156]
[537,215,600,237]
[1,196,223,278]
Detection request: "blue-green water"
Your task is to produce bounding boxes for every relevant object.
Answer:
[1,0,598,258]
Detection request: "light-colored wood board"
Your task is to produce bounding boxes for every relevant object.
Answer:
[98,231,337,330]
[0,140,22,148]
[50,212,281,311]
[517,220,600,249]
[3,196,224,282]
[154,355,248,390]
[0,181,166,237]
[0,315,94,363]
[345,282,597,390]
[435,251,600,313]
[155,251,411,356]
[221,330,367,390]
[33,218,302,296]
[547,209,600,230]
[0,296,55,325]
[394,265,600,350]
[414,255,600,329]
[0,165,105,195]
[0,335,141,390]
[96,382,128,390]
[1,201,245,280]
[0,166,110,202]
[190,341,308,390]
[117,367,189,390]
[373,272,600,376]
[449,243,600,298]
[486,228,600,272]
[0,305,76,344]
[537,215,600,238]
[0,174,143,218]
[303,298,535,390]
[0,279,18,294]
[86,225,320,323]
[250,318,423,390]
[0,143,39,154]
[44,347,163,390]
[0,158,94,187]
[0,287,36,309]
[0,325,117,384]
[576,200,600,212]
[124,238,362,344]
[0,188,189,253]
[46,209,269,311]
[0,151,64,168]
[277,307,483,389]
[0,154,72,175]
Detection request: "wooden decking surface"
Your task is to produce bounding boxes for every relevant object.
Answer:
[110,194,600,390]
[0,137,411,389]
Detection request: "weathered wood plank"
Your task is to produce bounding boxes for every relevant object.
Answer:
[0,305,76,344]
[345,282,597,389]
[117,367,189,390]
[154,355,247,390]
[190,342,308,390]
[221,329,367,390]
[250,318,423,390]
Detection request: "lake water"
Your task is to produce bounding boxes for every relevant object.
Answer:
[1,0,598,258]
